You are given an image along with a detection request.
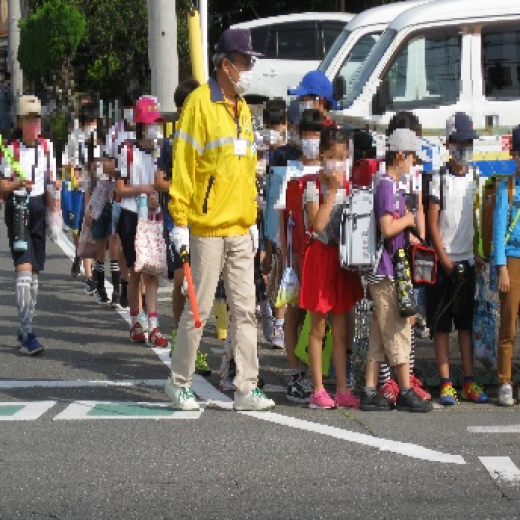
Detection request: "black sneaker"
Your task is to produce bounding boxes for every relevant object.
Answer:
[286,377,313,403]
[396,388,433,413]
[96,289,111,304]
[111,293,121,309]
[84,278,97,296]
[71,256,81,278]
[120,281,129,309]
[360,390,391,411]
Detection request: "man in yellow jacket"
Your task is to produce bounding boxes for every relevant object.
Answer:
[165,28,275,412]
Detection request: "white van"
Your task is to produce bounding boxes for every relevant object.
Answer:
[231,12,354,102]
[333,0,520,176]
[319,1,430,93]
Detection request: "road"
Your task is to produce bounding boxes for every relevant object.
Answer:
[1,220,520,519]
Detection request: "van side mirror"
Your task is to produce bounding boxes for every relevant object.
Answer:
[333,76,346,102]
[372,79,391,116]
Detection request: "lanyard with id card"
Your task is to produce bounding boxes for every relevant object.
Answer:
[226,103,248,157]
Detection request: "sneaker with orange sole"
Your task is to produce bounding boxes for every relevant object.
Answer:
[130,322,146,343]
[461,380,489,403]
[148,328,169,348]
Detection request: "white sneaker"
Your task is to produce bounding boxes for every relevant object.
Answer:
[138,310,148,333]
[498,382,515,407]
[271,324,285,349]
[234,387,275,411]
[165,380,200,411]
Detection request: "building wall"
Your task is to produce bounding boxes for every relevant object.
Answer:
[0,0,7,39]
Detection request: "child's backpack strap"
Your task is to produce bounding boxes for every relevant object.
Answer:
[126,142,134,179]
[12,140,20,164]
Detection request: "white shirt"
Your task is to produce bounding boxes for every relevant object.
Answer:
[62,128,97,193]
[430,165,477,262]
[1,139,56,197]
[106,121,135,159]
[117,142,157,213]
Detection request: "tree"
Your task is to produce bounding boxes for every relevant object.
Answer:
[18,0,86,146]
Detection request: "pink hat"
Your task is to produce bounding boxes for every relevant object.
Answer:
[134,96,162,125]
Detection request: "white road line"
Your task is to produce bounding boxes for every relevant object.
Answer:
[55,234,467,464]
[157,297,171,302]
[0,401,56,421]
[0,379,166,389]
[479,457,520,483]
[158,286,172,294]
[469,425,520,433]
[54,401,205,420]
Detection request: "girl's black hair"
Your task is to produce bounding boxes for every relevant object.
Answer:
[298,109,324,135]
[136,122,144,141]
[319,127,350,154]
[263,98,287,127]
[174,78,200,109]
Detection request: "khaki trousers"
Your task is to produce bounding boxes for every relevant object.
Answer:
[498,257,520,383]
[171,234,259,395]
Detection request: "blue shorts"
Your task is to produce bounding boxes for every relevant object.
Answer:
[91,202,113,241]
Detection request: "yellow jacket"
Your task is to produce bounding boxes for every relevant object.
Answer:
[169,77,257,237]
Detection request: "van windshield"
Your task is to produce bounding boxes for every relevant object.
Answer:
[335,31,382,94]
[343,28,397,108]
[319,29,352,72]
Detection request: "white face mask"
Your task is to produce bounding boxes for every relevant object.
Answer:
[300,100,314,111]
[228,61,253,96]
[263,129,284,147]
[83,125,97,137]
[123,108,134,126]
[449,144,472,166]
[323,160,346,176]
[301,138,320,160]
[145,123,163,141]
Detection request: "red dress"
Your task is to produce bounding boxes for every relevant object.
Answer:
[299,239,363,315]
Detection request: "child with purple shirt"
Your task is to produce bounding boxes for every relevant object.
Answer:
[360,120,432,413]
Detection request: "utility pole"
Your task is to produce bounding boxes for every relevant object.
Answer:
[147,0,178,114]
[7,0,23,120]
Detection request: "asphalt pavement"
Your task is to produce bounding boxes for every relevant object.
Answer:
[1,219,520,520]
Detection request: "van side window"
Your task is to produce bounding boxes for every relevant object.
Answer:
[482,27,520,100]
[321,22,347,59]
[376,30,462,112]
[276,22,319,61]
[250,27,270,55]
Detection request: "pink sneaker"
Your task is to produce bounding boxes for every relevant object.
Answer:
[410,374,431,401]
[334,390,360,409]
[380,379,399,405]
[309,389,335,409]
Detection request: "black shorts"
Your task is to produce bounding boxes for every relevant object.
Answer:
[425,261,476,334]
[5,194,46,271]
[164,228,183,279]
[91,202,113,241]
[117,208,138,268]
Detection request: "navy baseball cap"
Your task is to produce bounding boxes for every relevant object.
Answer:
[446,112,478,141]
[216,28,264,57]
[288,70,333,102]
[512,125,520,153]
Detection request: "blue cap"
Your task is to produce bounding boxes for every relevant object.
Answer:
[446,112,478,141]
[288,70,333,101]
[512,125,520,153]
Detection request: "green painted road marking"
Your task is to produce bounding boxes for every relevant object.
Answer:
[0,401,56,420]
[87,402,177,417]
[54,401,204,420]
[0,405,24,416]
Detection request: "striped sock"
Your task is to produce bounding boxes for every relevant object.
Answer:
[378,364,391,386]
[409,327,415,374]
